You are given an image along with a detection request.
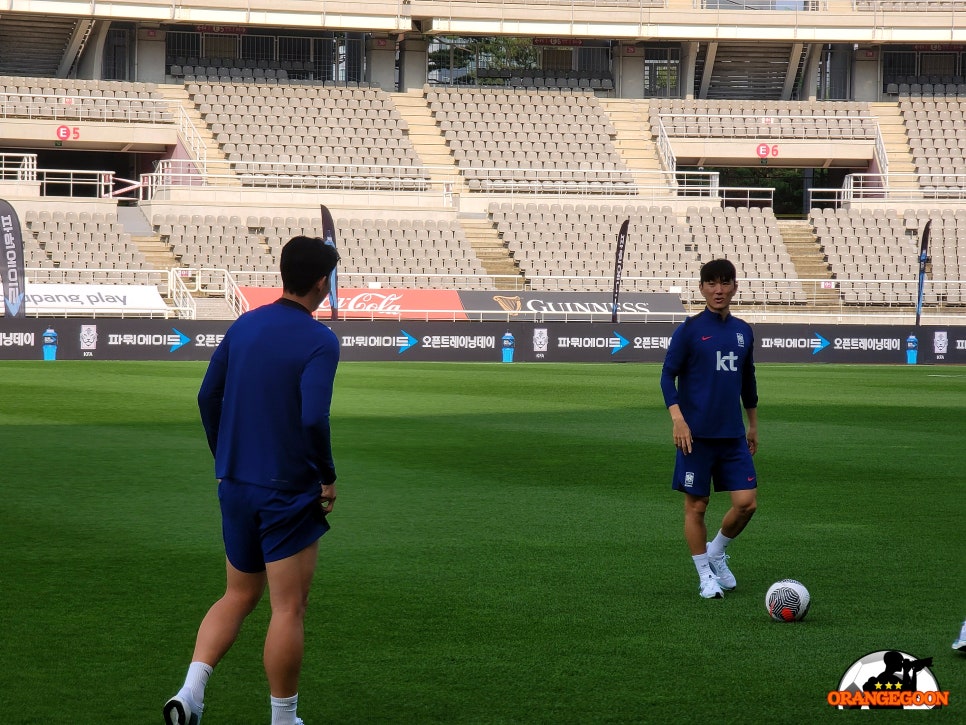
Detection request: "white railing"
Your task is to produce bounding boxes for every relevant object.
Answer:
[168,270,198,319]
[176,104,208,169]
[810,172,966,205]
[140,162,738,203]
[0,152,38,180]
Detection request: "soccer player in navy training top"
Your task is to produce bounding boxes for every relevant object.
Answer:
[660,259,759,599]
[164,236,341,725]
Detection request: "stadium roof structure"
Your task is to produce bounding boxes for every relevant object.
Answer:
[3,0,966,40]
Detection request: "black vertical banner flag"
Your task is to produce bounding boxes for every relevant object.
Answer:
[0,199,26,318]
[611,219,629,323]
[320,204,339,320]
[915,220,930,327]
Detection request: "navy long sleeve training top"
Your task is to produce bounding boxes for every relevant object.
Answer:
[660,307,758,438]
[198,298,340,492]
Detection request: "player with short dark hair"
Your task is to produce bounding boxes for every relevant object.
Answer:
[660,258,759,599]
[164,236,342,725]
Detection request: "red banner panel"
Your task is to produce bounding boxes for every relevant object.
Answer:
[239,287,469,320]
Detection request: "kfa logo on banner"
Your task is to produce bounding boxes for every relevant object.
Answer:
[0,199,26,318]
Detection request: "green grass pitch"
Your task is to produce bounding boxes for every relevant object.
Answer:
[0,360,963,724]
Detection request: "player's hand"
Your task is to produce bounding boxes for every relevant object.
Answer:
[320,483,337,514]
[672,418,693,455]
[746,428,759,456]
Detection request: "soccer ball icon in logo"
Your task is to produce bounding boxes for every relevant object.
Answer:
[833,650,943,710]
[765,579,810,622]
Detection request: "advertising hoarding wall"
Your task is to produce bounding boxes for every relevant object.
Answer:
[0,318,963,365]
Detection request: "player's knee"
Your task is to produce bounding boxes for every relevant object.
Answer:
[225,587,263,614]
[685,496,709,517]
[737,498,757,519]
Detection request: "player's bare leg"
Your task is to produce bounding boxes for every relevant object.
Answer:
[165,562,266,724]
[683,493,710,555]
[193,561,267,665]
[707,488,757,591]
[683,494,722,598]
[264,540,319,697]
[720,488,757,539]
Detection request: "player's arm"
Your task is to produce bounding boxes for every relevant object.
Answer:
[741,335,759,455]
[744,407,758,455]
[661,327,692,454]
[667,403,693,455]
[197,340,228,456]
[301,341,340,488]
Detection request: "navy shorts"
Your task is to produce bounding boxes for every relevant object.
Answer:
[218,478,329,573]
[672,437,757,498]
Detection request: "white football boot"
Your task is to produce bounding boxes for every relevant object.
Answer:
[707,543,737,590]
[163,692,203,725]
[953,620,966,652]
[699,572,724,599]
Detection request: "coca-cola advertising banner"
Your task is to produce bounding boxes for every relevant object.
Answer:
[239,288,685,322]
[0,318,962,365]
[240,287,468,320]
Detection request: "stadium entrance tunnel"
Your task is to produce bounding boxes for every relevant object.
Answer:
[3,148,166,197]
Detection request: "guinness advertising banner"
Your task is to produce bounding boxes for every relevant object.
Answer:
[238,287,686,322]
[0,318,963,364]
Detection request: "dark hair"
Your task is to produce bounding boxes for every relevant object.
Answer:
[700,258,737,285]
[280,236,340,296]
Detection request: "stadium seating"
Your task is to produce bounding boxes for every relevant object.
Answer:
[427,86,635,191]
[188,80,428,186]
[22,209,152,282]
[0,69,963,313]
[0,75,173,122]
[152,212,489,288]
[898,91,966,191]
[649,99,878,139]
[489,202,804,300]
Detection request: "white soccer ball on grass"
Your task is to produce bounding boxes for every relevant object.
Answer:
[765,579,811,622]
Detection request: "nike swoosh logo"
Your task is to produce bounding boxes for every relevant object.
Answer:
[702,336,712,341]
[747,476,756,482]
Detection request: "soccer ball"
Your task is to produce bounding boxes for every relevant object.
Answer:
[765,579,811,622]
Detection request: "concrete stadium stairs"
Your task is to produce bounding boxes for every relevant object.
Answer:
[596,97,665,179]
[459,215,526,290]
[391,89,464,193]
[869,101,918,188]
[157,84,240,185]
[117,205,180,269]
[776,219,839,306]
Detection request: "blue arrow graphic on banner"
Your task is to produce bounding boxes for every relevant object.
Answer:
[5,292,24,316]
[170,328,191,353]
[398,330,418,354]
[813,333,830,355]
[612,331,629,355]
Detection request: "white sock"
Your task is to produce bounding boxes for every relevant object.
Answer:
[271,693,299,725]
[182,661,213,707]
[708,530,734,557]
[692,553,713,579]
